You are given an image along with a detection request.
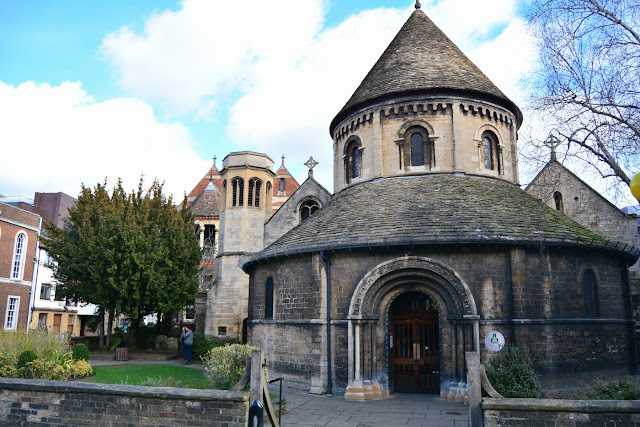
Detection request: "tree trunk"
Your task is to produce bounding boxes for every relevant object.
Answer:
[98,307,106,350]
[129,318,138,352]
[106,311,113,349]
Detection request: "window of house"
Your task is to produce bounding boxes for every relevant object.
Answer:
[411,133,425,166]
[300,199,320,222]
[403,126,433,169]
[482,131,501,173]
[553,191,564,212]
[40,283,52,299]
[344,139,363,184]
[265,277,274,319]
[67,314,75,335]
[231,177,244,207]
[279,178,285,193]
[204,224,216,248]
[248,178,262,207]
[4,296,20,330]
[11,232,27,280]
[53,314,62,333]
[218,326,227,336]
[583,269,600,317]
[38,313,47,329]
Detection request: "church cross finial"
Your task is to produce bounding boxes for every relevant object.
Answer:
[415,0,421,9]
[281,154,285,169]
[543,132,561,161]
[305,156,319,178]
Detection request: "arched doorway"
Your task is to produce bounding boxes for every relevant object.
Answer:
[346,256,479,400]
[391,292,439,393]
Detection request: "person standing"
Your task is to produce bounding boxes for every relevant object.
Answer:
[179,326,193,364]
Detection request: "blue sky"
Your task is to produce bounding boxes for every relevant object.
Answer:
[1,0,538,200]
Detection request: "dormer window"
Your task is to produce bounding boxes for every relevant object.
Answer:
[300,199,320,222]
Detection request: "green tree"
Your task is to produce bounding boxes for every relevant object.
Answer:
[43,178,201,350]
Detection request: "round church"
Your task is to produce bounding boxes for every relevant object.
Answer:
[240,7,638,399]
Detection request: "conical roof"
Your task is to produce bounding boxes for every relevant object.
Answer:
[330,10,522,133]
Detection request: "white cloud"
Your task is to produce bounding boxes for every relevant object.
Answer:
[99,0,537,193]
[0,81,209,199]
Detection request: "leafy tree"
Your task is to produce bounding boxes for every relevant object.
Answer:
[43,178,201,350]
[525,0,640,193]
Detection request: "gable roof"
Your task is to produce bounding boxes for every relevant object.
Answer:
[330,9,522,134]
[241,175,639,270]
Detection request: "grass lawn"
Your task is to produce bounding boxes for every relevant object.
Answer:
[81,364,210,389]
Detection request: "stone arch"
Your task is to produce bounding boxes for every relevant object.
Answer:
[473,123,503,143]
[349,256,477,319]
[397,119,436,138]
[345,256,480,400]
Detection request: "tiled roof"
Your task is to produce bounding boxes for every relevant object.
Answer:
[191,182,220,218]
[330,10,522,133]
[241,175,639,269]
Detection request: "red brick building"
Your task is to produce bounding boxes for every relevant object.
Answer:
[0,202,40,332]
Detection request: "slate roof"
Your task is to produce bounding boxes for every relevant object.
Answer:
[241,175,639,269]
[330,10,522,133]
[191,182,220,218]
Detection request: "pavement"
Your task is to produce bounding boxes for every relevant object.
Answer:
[90,351,468,426]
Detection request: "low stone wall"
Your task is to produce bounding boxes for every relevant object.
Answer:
[483,398,640,426]
[0,378,249,426]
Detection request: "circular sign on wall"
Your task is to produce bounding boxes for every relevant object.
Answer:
[485,331,505,352]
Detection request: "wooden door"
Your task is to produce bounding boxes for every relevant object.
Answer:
[392,293,439,393]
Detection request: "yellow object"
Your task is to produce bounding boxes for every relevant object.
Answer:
[631,173,640,201]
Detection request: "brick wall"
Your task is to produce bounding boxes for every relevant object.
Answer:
[0,378,248,427]
[483,398,640,426]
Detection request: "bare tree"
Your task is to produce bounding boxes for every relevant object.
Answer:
[525,0,640,189]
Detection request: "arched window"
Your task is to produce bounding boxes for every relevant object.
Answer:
[553,191,563,212]
[11,232,27,280]
[265,277,274,319]
[248,178,262,207]
[300,199,320,222]
[403,126,432,168]
[231,177,244,207]
[411,133,424,166]
[279,178,285,194]
[583,269,599,317]
[344,139,362,184]
[482,131,501,173]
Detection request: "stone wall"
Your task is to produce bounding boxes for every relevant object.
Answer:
[483,398,640,426]
[0,378,248,427]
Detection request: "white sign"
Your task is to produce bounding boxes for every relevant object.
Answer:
[485,331,505,352]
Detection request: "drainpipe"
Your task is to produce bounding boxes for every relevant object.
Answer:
[27,217,42,334]
[320,250,332,395]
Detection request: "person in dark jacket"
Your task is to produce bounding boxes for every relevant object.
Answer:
[179,326,194,364]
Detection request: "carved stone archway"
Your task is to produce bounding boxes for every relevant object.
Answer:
[345,256,480,400]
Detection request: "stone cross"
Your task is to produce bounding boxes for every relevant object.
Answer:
[415,0,421,9]
[305,156,319,177]
[543,133,561,161]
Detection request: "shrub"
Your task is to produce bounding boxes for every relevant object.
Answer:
[17,350,38,369]
[69,360,93,378]
[72,343,90,361]
[202,344,267,390]
[574,378,640,400]
[485,346,544,398]
[192,333,220,358]
[27,359,68,380]
[0,329,69,360]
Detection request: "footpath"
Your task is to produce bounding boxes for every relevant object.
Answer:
[90,351,468,426]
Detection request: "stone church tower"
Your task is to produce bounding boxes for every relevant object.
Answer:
[205,152,276,340]
[242,5,639,400]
